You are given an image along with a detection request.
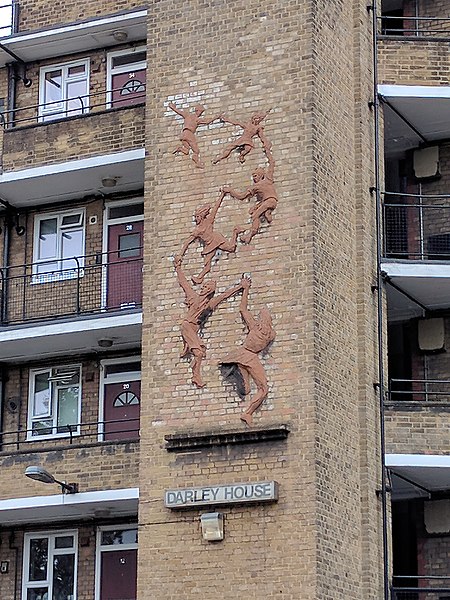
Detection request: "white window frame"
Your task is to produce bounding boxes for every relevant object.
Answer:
[39,58,90,122]
[27,364,82,441]
[32,208,86,284]
[106,47,146,109]
[95,525,138,600]
[22,530,78,600]
[98,356,141,439]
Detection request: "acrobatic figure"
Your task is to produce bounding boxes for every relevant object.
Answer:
[179,190,246,284]
[212,109,272,164]
[174,255,245,388]
[169,102,221,168]
[222,149,278,244]
[220,276,275,426]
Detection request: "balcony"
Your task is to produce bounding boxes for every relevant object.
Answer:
[387,379,450,407]
[391,577,450,600]
[0,249,143,361]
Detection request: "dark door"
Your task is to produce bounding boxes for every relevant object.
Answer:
[111,70,146,108]
[100,549,137,600]
[103,380,140,441]
[106,221,143,310]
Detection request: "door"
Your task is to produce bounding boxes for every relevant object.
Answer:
[111,69,146,108]
[100,549,137,600]
[103,380,140,441]
[106,220,143,310]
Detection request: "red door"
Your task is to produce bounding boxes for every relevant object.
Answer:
[107,221,143,310]
[111,70,146,108]
[100,549,137,600]
[103,380,140,441]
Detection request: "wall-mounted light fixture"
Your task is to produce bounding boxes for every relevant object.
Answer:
[112,30,128,42]
[200,512,224,542]
[25,466,79,494]
[101,176,118,188]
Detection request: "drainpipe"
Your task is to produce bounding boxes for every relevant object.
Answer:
[6,63,16,129]
[1,210,10,324]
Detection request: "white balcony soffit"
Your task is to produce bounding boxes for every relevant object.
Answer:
[382,260,450,320]
[0,311,142,362]
[386,454,450,500]
[378,84,450,156]
[0,487,139,526]
[0,9,147,66]
[0,148,145,206]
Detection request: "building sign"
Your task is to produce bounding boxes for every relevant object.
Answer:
[165,481,278,509]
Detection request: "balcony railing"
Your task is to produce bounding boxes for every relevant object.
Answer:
[0,416,140,452]
[378,15,450,40]
[383,193,450,260]
[0,247,143,325]
[392,576,450,600]
[0,85,146,129]
[387,379,450,406]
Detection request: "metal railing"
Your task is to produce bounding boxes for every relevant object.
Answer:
[383,193,450,260]
[378,15,450,40]
[0,247,143,325]
[388,379,450,405]
[0,416,140,452]
[0,84,146,129]
[392,575,450,600]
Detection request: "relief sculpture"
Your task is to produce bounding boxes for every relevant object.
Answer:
[178,190,246,284]
[174,254,246,388]
[220,277,275,425]
[212,110,271,164]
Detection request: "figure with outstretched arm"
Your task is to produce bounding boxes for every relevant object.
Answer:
[212,109,272,165]
[178,190,246,284]
[222,148,278,244]
[174,254,246,388]
[219,276,275,425]
[169,102,221,168]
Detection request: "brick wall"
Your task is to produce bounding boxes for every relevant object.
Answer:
[378,40,450,86]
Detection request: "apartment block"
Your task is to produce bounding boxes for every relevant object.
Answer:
[0,0,446,599]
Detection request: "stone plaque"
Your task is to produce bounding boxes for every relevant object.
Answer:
[165,480,278,509]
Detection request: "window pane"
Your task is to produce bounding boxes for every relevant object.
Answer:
[55,536,74,550]
[29,538,48,581]
[67,64,86,77]
[105,362,141,377]
[118,233,140,258]
[27,588,49,600]
[57,386,79,432]
[66,80,88,116]
[61,228,83,271]
[44,70,62,105]
[52,553,75,599]
[33,372,51,417]
[32,419,53,436]
[109,203,144,220]
[38,219,58,261]
[112,52,146,68]
[101,529,138,546]
[61,214,82,227]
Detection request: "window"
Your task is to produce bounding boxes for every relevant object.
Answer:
[33,210,85,281]
[39,60,89,122]
[107,48,146,108]
[23,531,77,600]
[28,366,81,439]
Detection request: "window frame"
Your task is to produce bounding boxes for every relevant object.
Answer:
[38,58,90,122]
[95,525,138,600]
[22,530,78,600]
[32,208,86,283]
[106,47,147,109]
[27,364,82,441]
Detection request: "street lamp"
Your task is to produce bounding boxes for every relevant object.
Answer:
[25,466,79,494]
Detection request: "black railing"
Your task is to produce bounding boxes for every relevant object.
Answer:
[0,416,140,452]
[383,193,450,260]
[388,379,450,405]
[392,575,450,600]
[0,85,146,129]
[0,247,143,325]
[378,15,450,40]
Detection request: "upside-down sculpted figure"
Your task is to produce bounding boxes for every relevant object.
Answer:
[222,149,277,244]
[220,276,275,426]
[179,190,246,285]
[169,102,221,168]
[212,109,272,165]
[174,254,245,388]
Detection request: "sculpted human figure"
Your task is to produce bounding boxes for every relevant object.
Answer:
[174,254,245,388]
[179,190,246,284]
[220,276,275,426]
[222,149,277,244]
[169,102,221,168]
[212,109,272,164]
